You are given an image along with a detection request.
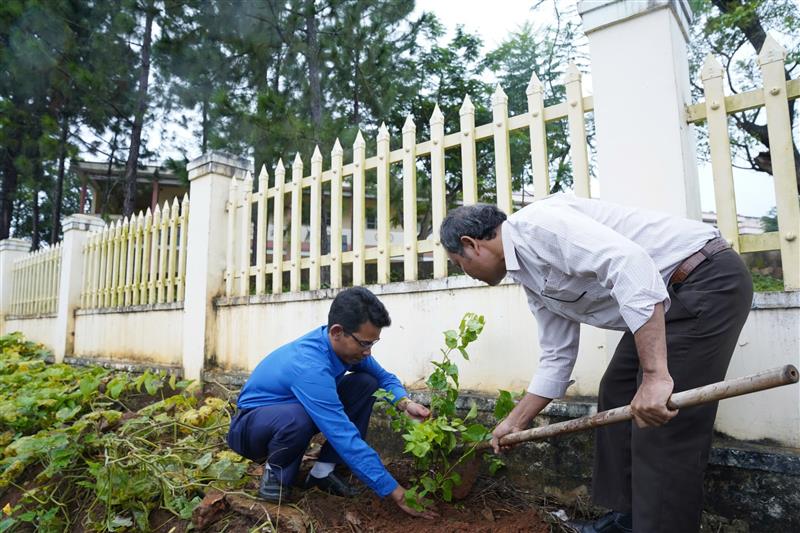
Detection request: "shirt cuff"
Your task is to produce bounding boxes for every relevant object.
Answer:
[376,473,399,497]
[620,290,670,333]
[527,373,575,399]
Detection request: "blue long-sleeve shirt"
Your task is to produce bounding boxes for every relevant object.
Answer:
[236,326,408,497]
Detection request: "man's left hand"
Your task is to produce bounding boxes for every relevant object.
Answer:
[403,401,431,422]
[630,372,679,428]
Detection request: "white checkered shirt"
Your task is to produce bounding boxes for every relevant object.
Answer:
[502,193,718,399]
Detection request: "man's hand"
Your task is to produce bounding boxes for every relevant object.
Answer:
[403,401,430,422]
[630,372,678,428]
[390,485,438,519]
[631,302,678,428]
[490,418,523,454]
[490,392,552,454]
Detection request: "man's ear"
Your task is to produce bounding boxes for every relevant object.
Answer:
[460,235,479,255]
[329,324,344,337]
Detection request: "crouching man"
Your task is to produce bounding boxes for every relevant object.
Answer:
[227,286,435,519]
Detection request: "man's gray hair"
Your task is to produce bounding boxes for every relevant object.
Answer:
[439,203,508,255]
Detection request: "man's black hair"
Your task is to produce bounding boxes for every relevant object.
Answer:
[328,286,391,333]
[439,203,508,255]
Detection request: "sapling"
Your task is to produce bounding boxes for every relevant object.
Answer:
[375,313,515,510]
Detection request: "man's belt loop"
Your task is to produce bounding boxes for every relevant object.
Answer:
[669,237,730,286]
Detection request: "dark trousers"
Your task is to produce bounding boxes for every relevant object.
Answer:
[592,249,753,533]
[227,372,379,486]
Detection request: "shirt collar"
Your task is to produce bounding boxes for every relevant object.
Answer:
[501,221,520,272]
[320,325,346,374]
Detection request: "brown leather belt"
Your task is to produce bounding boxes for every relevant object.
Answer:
[669,236,730,285]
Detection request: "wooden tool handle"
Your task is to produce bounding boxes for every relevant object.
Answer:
[477,364,798,451]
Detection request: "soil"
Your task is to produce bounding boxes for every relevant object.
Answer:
[185,454,556,533]
[292,459,552,533]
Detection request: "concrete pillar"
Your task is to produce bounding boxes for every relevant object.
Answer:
[182,152,251,381]
[53,215,106,361]
[0,239,31,335]
[577,0,701,219]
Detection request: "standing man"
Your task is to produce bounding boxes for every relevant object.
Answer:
[228,287,435,519]
[439,194,752,533]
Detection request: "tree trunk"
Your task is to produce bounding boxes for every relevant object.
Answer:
[0,152,18,240]
[122,1,156,218]
[31,161,42,250]
[50,114,69,243]
[352,48,360,124]
[201,95,209,154]
[306,0,322,144]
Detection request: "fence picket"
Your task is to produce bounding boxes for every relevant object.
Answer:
[352,131,366,285]
[149,207,161,304]
[140,209,152,305]
[563,65,590,198]
[376,123,391,284]
[430,104,447,278]
[758,36,800,290]
[290,155,303,292]
[177,194,189,301]
[330,141,344,288]
[309,146,323,290]
[701,54,739,252]
[527,72,550,199]
[402,116,418,281]
[460,96,478,205]
[492,85,513,213]
[255,166,269,295]
[272,160,286,294]
[157,202,170,304]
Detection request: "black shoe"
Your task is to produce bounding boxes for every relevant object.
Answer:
[303,471,360,497]
[565,511,633,533]
[258,468,293,503]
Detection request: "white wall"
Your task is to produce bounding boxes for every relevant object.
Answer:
[3,316,58,350]
[73,307,184,367]
[716,292,800,445]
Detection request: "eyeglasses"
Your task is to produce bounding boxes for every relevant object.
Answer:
[347,332,380,349]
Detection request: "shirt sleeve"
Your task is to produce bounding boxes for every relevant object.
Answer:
[524,287,581,399]
[522,206,669,333]
[290,371,398,497]
[353,355,408,404]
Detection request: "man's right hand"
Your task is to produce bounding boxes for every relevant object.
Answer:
[390,485,438,519]
[490,419,523,454]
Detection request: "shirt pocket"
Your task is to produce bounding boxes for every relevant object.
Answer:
[541,269,595,315]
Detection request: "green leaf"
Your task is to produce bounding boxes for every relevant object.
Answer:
[108,515,133,531]
[465,402,478,421]
[55,405,81,422]
[462,423,490,442]
[107,377,126,399]
[494,390,516,420]
[426,370,447,390]
[194,452,213,470]
[443,330,458,349]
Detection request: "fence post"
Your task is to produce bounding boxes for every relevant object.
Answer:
[53,215,106,362]
[0,239,31,336]
[183,151,251,381]
[577,0,701,218]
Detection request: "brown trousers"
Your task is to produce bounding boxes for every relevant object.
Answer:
[592,249,753,532]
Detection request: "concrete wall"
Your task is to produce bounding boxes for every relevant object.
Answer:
[73,305,184,367]
[716,292,800,445]
[3,315,58,349]
[214,279,800,447]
